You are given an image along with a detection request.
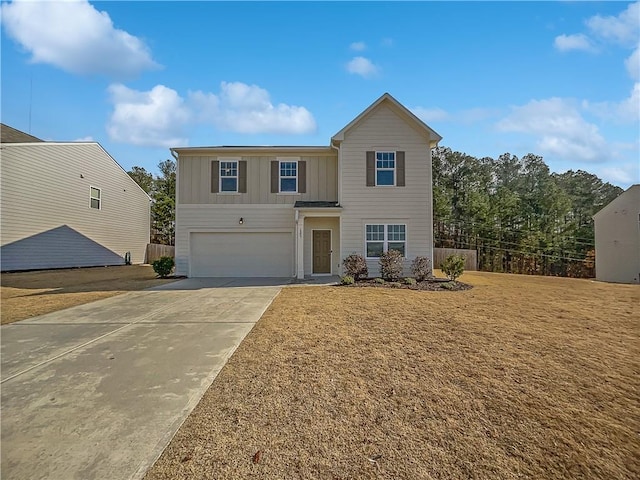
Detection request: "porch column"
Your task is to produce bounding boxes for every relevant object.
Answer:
[296,214,305,279]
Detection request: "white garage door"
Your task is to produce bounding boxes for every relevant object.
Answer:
[189,232,293,277]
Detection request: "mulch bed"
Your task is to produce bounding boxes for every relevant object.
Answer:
[342,277,473,291]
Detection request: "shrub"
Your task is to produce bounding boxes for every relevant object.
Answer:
[403,277,416,285]
[379,249,404,281]
[374,277,385,284]
[342,253,368,280]
[340,275,355,285]
[389,282,402,288]
[152,256,175,278]
[441,281,456,290]
[441,254,465,281]
[411,256,432,282]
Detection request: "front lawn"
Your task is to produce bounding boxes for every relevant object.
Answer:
[145,271,640,479]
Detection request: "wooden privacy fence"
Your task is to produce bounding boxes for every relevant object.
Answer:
[145,244,175,264]
[434,248,477,271]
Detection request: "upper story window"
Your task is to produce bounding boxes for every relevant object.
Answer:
[220,161,238,192]
[376,152,396,186]
[365,224,406,257]
[90,186,101,209]
[280,161,297,193]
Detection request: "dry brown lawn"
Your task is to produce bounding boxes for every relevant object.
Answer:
[1,265,177,324]
[145,271,640,480]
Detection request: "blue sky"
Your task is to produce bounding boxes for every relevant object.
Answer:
[2,1,638,187]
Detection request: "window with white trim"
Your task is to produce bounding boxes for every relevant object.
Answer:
[280,161,297,193]
[366,224,406,257]
[90,186,101,209]
[376,152,395,186]
[220,161,238,192]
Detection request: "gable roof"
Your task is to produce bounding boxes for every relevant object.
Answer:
[593,184,640,220]
[1,123,43,143]
[331,92,443,148]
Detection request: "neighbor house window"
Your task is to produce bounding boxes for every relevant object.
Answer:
[220,161,238,192]
[90,187,101,209]
[280,161,297,193]
[376,152,395,186]
[366,224,406,257]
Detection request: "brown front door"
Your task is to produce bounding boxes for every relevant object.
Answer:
[312,230,331,274]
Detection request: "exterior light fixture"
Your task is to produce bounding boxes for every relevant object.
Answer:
[239,217,244,225]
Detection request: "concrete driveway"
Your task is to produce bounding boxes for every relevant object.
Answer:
[1,278,287,480]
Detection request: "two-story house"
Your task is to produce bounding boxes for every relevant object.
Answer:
[171,93,442,279]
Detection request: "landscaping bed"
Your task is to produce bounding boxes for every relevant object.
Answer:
[342,277,473,291]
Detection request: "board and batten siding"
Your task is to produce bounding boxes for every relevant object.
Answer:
[0,143,150,270]
[178,154,338,205]
[175,204,295,276]
[339,103,433,275]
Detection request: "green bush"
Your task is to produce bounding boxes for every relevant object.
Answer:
[441,254,465,281]
[340,275,355,285]
[389,282,402,288]
[379,249,404,281]
[411,256,432,281]
[342,253,368,280]
[374,277,385,284]
[441,281,456,290]
[403,277,416,285]
[152,256,175,278]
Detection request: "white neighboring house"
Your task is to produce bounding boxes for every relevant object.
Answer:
[0,124,151,271]
[171,93,442,278]
[593,184,640,284]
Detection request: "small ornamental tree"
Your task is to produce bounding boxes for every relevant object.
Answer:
[343,253,368,280]
[152,256,175,278]
[379,249,404,281]
[411,256,432,281]
[441,254,465,281]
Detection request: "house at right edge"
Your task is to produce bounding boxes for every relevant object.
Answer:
[593,184,640,284]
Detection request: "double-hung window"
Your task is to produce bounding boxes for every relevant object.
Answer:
[220,161,238,193]
[376,152,395,186]
[280,161,297,193]
[365,224,406,257]
[90,187,101,209]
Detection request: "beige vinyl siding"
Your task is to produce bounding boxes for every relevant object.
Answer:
[178,154,338,204]
[339,103,433,275]
[175,204,295,276]
[0,143,150,270]
[594,185,640,284]
[303,217,340,275]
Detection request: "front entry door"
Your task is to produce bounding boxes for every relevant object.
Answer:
[312,230,331,274]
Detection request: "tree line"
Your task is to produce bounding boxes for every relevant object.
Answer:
[127,160,175,246]
[432,147,623,277]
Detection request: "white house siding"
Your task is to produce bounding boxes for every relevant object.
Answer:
[594,185,640,284]
[303,217,340,275]
[339,103,433,276]
[175,204,295,276]
[0,143,150,271]
[178,153,338,205]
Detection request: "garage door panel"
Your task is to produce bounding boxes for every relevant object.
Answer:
[190,232,293,277]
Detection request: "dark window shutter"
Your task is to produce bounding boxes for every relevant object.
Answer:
[271,161,279,193]
[211,160,219,193]
[396,151,405,187]
[239,161,247,193]
[366,151,375,186]
[298,161,306,193]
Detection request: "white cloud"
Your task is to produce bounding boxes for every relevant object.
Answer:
[625,45,640,80]
[554,34,595,52]
[346,56,379,78]
[596,162,639,186]
[189,82,316,134]
[412,107,451,122]
[73,136,94,142]
[0,0,158,78]
[496,98,607,162]
[349,41,366,51]
[583,82,640,123]
[107,84,190,147]
[586,1,640,46]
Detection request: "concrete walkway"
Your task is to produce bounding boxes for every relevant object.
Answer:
[1,278,286,480]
